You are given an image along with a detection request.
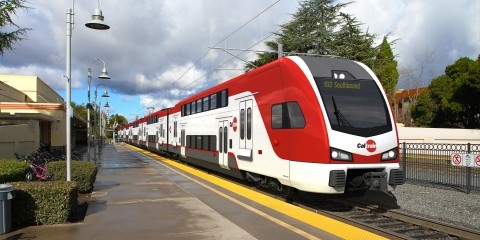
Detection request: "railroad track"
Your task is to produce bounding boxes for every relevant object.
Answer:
[295,194,480,240]
[139,148,480,239]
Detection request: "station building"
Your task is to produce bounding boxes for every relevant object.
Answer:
[0,75,87,159]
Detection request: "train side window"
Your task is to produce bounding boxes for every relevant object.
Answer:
[271,102,305,129]
[192,101,196,114]
[186,135,191,147]
[196,136,202,149]
[209,136,216,151]
[219,127,223,153]
[221,89,228,107]
[202,135,209,150]
[223,127,228,153]
[197,99,203,113]
[272,104,283,129]
[247,107,252,139]
[287,102,305,128]
[186,103,191,115]
[210,94,217,110]
[203,96,209,111]
[240,109,245,140]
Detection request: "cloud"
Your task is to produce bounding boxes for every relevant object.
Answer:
[1,0,478,117]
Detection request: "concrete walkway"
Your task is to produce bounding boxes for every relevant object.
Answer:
[3,143,257,240]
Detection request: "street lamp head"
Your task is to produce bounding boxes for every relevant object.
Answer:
[101,90,110,98]
[98,67,111,79]
[104,101,110,108]
[85,8,110,30]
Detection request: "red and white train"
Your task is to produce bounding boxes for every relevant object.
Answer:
[118,56,404,196]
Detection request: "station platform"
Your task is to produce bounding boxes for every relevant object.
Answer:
[3,143,387,240]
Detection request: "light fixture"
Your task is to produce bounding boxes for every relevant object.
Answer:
[104,101,110,108]
[101,90,110,98]
[98,67,110,79]
[85,8,110,30]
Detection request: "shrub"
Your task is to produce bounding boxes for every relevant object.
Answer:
[10,181,78,227]
[48,161,97,193]
[0,160,29,183]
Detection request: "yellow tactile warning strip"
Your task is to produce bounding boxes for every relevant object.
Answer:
[128,145,387,240]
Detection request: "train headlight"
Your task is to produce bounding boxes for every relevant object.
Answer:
[381,148,398,161]
[330,148,353,161]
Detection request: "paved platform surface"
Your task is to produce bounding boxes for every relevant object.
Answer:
[2,143,378,240]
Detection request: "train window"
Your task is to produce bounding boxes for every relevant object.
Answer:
[196,136,202,149]
[202,135,209,150]
[209,136,216,151]
[219,127,223,153]
[240,109,245,140]
[203,96,209,111]
[221,89,228,107]
[190,101,197,114]
[186,103,191,115]
[287,102,305,128]
[174,121,177,138]
[223,127,228,153]
[210,94,217,110]
[182,105,185,116]
[247,107,252,139]
[160,124,163,137]
[271,104,283,129]
[186,135,191,148]
[271,102,305,129]
[197,99,203,113]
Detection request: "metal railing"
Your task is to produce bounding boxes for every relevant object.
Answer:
[400,142,480,193]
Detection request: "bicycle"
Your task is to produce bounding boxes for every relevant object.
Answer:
[25,159,52,181]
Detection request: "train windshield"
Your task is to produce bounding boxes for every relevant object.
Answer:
[315,78,392,137]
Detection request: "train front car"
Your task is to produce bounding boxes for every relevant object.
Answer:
[287,56,404,194]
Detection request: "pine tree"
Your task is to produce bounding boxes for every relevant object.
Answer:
[0,0,30,56]
[245,0,376,71]
[373,36,399,104]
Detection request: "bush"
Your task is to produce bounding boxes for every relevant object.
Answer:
[10,181,78,227]
[0,160,29,183]
[48,161,97,193]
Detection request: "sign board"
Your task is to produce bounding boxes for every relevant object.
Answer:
[463,153,475,167]
[452,153,479,168]
[451,153,462,166]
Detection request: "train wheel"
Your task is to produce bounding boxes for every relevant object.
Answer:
[280,184,296,202]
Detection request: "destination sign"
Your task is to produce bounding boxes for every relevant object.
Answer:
[323,80,361,90]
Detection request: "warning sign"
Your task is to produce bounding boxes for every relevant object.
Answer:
[463,154,475,167]
[475,155,480,168]
[451,153,462,166]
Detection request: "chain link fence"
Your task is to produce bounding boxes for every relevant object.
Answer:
[400,142,480,193]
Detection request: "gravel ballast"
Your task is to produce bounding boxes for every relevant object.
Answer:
[357,182,480,232]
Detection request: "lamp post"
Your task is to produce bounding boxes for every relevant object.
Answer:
[146,107,155,114]
[93,84,109,162]
[87,59,110,162]
[65,0,109,181]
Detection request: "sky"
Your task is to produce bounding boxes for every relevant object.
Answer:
[0,0,479,122]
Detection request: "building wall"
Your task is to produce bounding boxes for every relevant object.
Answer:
[398,126,480,144]
[0,122,39,159]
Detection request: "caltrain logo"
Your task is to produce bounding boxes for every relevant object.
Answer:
[357,139,377,152]
[232,117,238,132]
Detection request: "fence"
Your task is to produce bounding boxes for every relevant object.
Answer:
[400,142,480,193]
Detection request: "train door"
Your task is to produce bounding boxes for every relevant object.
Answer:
[238,99,253,160]
[180,124,186,158]
[218,120,230,169]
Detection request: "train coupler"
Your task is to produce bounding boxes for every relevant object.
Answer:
[363,172,388,191]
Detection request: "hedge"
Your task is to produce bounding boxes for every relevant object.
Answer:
[47,161,97,193]
[0,160,30,183]
[10,181,78,227]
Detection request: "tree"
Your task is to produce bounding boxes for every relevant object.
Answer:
[0,0,31,55]
[245,0,377,72]
[411,55,480,128]
[373,36,398,104]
